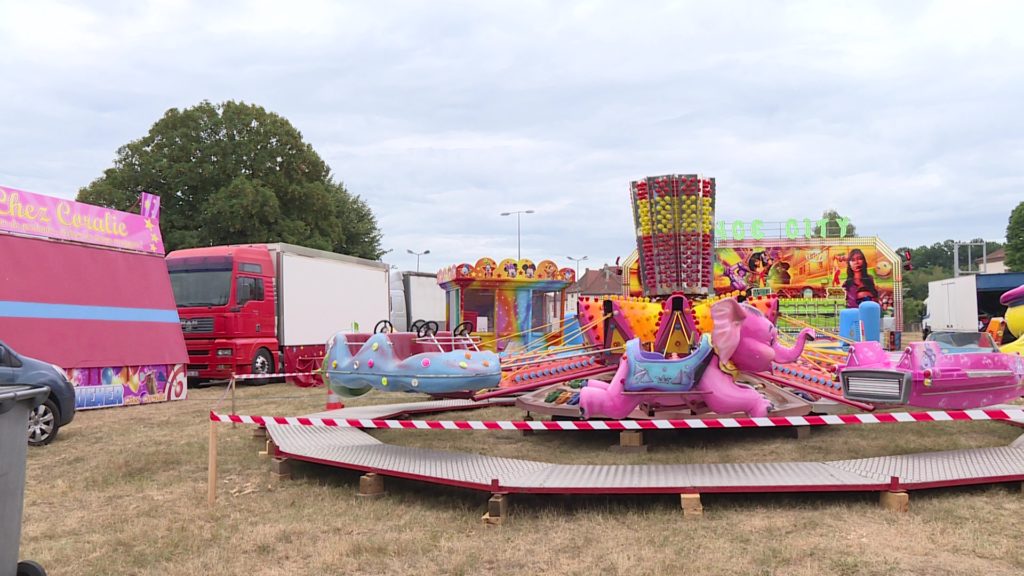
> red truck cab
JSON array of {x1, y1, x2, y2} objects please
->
[{"x1": 166, "y1": 245, "x2": 277, "y2": 382}]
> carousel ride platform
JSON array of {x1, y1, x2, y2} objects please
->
[{"x1": 265, "y1": 399, "x2": 1024, "y2": 496}]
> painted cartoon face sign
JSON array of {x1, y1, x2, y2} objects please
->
[
  {"x1": 875, "y1": 261, "x2": 892, "y2": 278},
  {"x1": 472, "y1": 257, "x2": 498, "y2": 278},
  {"x1": 492, "y1": 258, "x2": 520, "y2": 279},
  {"x1": 746, "y1": 251, "x2": 774, "y2": 288}
]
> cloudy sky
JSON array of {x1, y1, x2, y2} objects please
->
[{"x1": 2, "y1": 0, "x2": 1022, "y2": 272}]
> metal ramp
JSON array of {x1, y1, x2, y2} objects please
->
[{"x1": 267, "y1": 400, "x2": 1024, "y2": 495}]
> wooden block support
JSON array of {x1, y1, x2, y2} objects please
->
[
  {"x1": 270, "y1": 457, "x2": 291, "y2": 482},
  {"x1": 521, "y1": 414, "x2": 534, "y2": 437},
  {"x1": 792, "y1": 426, "x2": 810, "y2": 440},
  {"x1": 621, "y1": 430, "x2": 644, "y2": 447},
  {"x1": 880, "y1": 490, "x2": 909, "y2": 513},
  {"x1": 610, "y1": 430, "x2": 648, "y2": 453},
  {"x1": 252, "y1": 426, "x2": 268, "y2": 440},
  {"x1": 482, "y1": 493, "x2": 507, "y2": 525},
  {"x1": 358, "y1": 473, "x2": 386, "y2": 498},
  {"x1": 680, "y1": 493, "x2": 703, "y2": 518}
]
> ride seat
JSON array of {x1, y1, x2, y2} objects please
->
[{"x1": 387, "y1": 332, "x2": 419, "y2": 359}]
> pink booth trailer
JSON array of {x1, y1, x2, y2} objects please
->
[{"x1": 0, "y1": 185, "x2": 187, "y2": 409}]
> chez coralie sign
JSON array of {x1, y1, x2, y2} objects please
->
[{"x1": 0, "y1": 185, "x2": 164, "y2": 254}]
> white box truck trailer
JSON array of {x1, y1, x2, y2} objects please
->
[
  {"x1": 389, "y1": 270, "x2": 447, "y2": 332},
  {"x1": 927, "y1": 276, "x2": 979, "y2": 332},
  {"x1": 169, "y1": 243, "x2": 390, "y2": 384},
  {"x1": 926, "y1": 272, "x2": 1024, "y2": 334}
]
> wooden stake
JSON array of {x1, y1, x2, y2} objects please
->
[
  {"x1": 230, "y1": 377, "x2": 237, "y2": 429},
  {"x1": 208, "y1": 419, "x2": 218, "y2": 507}
]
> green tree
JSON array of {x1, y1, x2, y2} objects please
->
[
  {"x1": 903, "y1": 298, "x2": 926, "y2": 326},
  {"x1": 897, "y1": 241, "x2": 948, "y2": 273},
  {"x1": 898, "y1": 239, "x2": 1004, "y2": 275},
  {"x1": 899, "y1": 265, "x2": 953, "y2": 329},
  {"x1": 1006, "y1": 201, "x2": 1024, "y2": 271},
  {"x1": 77, "y1": 100, "x2": 384, "y2": 259},
  {"x1": 901, "y1": 265, "x2": 951, "y2": 301},
  {"x1": 812, "y1": 209, "x2": 857, "y2": 238}
]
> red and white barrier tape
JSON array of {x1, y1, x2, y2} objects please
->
[
  {"x1": 232, "y1": 371, "x2": 321, "y2": 381},
  {"x1": 210, "y1": 408, "x2": 1024, "y2": 430}
]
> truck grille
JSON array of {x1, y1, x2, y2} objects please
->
[
  {"x1": 188, "y1": 349, "x2": 210, "y2": 357},
  {"x1": 180, "y1": 317, "x2": 214, "y2": 333},
  {"x1": 841, "y1": 370, "x2": 910, "y2": 403}
]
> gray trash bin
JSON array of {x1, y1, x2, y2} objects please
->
[{"x1": 0, "y1": 385, "x2": 48, "y2": 576}]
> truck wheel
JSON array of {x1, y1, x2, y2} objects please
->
[
  {"x1": 249, "y1": 349, "x2": 275, "y2": 386},
  {"x1": 28, "y1": 399, "x2": 60, "y2": 446},
  {"x1": 16, "y1": 560, "x2": 47, "y2": 576}
]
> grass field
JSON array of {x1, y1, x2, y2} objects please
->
[{"x1": 20, "y1": 384, "x2": 1024, "y2": 576}]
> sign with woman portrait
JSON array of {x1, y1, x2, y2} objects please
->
[{"x1": 713, "y1": 239, "x2": 897, "y2": 315}]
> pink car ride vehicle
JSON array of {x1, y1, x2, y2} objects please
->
[{"x1": 838, "y1": 331, "x2": 1024, "y2": 409}]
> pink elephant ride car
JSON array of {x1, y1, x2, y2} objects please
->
[
  {"x1": 838, "y1": 331, "x2": 1024, "y2": 409},
  {"x1": 579, "y1": 298, "x2": 816, "y2": 419}
]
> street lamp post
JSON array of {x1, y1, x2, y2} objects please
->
[
  {"x1": 406, "y1": 249, "x2": 430, "y2": 272},
  {"x1": 500, "y1": 210, "x2": 534, "y2": 261},
  {"x1": 567, "y1": 255, "x2": 588, "y2": 278}
]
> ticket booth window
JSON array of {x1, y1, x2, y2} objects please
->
[
  {"x1": 462, "y1": 289, "x2": 495, "y2": 333},
  {"x1": 531, "y1": 290, "x2": 560, "y2": 330}
]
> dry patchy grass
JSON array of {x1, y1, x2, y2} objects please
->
[{"x1": 20, "y1": 384, "x2": 1024, "y2": 576}]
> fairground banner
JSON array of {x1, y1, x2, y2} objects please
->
[
  {"x1": 714, "y1": 240, "x2": 897, "y2": 313},
  {"x1": 0, "y1": 185, "x2": 164, "y2": 255}
]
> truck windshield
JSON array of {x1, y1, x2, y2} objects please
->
[
  {"x1": 169, "y1": 271, "x2": 232, "y2": 307},
  {"x1": 167, "y1": 256, "x2": 233, "y2": 307}
]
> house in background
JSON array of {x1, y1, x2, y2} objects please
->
[
  {"x1": 566, "y1": 265, "x2": 623, "y2": 313},
  {"x1": 976, "y1": 248, "x2": 1007, "y2": 274}
]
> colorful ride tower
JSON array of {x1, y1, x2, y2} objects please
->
[{"x1": 630, "y1": 174, "x2": 716, "y2": 297}]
